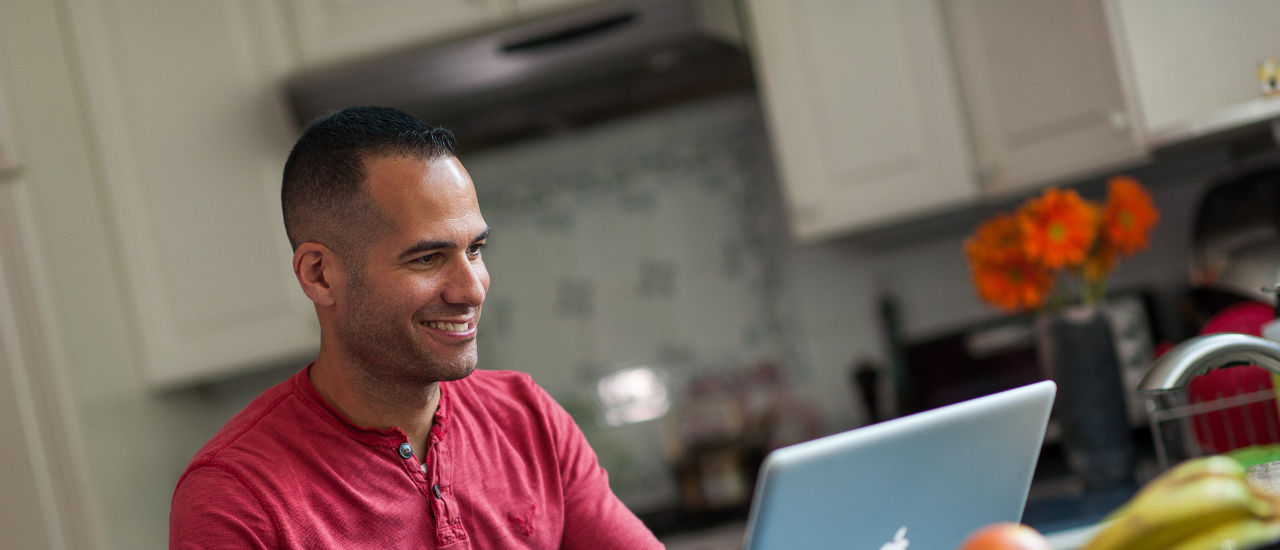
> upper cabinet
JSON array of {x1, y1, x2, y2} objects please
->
[
  {"x1": 944, "y1": 0, "x2": 1147, "y2": 197},
  {"x1": 743, "y1": 0, "x2": 979, "y2": 242},
  {"x1": 65, "y1": 0, "x2": 319, "y2": 388},
  {"x1": 743, "y1": 0, "x2": 1197, "y2": 242},
  {"x1": 1106, "y1": 0, "x2": 1280, "y2": 147}
]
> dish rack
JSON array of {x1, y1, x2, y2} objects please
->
[{"x1": 1146, "y1": 380, "x2": 1280, "y2": 487}]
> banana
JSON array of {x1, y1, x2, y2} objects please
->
[
  {"x1": 1103, "y1": 455, "x2": 1249, "y2": 523},
  {"x1": 1160, "y1": 455, "x2": 1249, "y2": 485},
  {"x1": 1084, "y1": 472, "x2": 1271, "y2": 550},
  {"x1": 1168, "y1": 517, "x2": 1280, "y2": 550}
]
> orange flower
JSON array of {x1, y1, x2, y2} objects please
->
[
  {"x1": 1017, "y1": 188, "x2": 1098, "y2": 269},
  {"x1": 1103, "y1": 175, "x2": 1159, "y2": 256},
  {"x1": 968, "y1": 253, "x2": 1053, "y2": 313},
  {"x1": 965, "y1": 213, "x2": 1023, "y2": 264},
  {"x1": 966, "y1": 217, "x2": 1054, "y2": 312}
]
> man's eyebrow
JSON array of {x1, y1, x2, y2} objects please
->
[{"x1": 397, "y1": 227, "x2": 491, "y2": 260}]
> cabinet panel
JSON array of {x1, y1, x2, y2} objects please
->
[
  {"x1": 66, "y1": 0, "x2": 318, "y2": 388},
  {"x1": 1108, "y1": 0, "x2": 1280, "y2": 145},
  {"x1": 745, "y1": 0, "x2": 977, "y2": 241},
  {"x1": 286, "y1": 0, "x2": 513, "y2": 68},
  {"x1": 945, "y1": 0, "x2": 1147, "y2": 195}
]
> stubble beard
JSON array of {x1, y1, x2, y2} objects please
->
[{"x1": 339, "y1": 272, "x2": 479, "y2": 389}]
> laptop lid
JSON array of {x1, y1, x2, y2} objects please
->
[{"x1": 742, "y1": 380, "x2": 1056, "y2": 550}]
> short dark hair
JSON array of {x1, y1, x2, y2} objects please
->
[{"x1": 281, "y1": 106, "x2": 458, "y2": 256}]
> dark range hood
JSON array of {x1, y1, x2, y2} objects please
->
[{"x1": 284, "y1": 0, "x2": 755, "y2": 151}]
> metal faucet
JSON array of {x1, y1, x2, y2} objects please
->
[{"x1": 1138, "y1": 333, "x2": 1280, "y2": 392}]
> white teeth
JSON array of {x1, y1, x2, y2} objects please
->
[{"x1": 427, "y1": 321, "x2": 468, "y2": 332}]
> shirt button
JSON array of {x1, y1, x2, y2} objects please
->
[{"x1": 397, "y1": 442, "x2": 413, "y2": 459}]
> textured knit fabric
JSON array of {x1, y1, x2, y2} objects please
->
[{"x1": 169, "y1": 367, "x2": 662, "y2": 549}]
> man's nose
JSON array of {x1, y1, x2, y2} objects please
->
[{"x1": 442, "y1": 258, "x2": 488, "y2": 306}]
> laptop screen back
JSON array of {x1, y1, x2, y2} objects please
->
[{"x1": 742, "y1": 380, "x2": 1056, "y2": 550}]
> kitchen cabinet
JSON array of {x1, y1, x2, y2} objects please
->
[
  {"x1": 1106, "y1": 0, "x2": 1280, "y2": 148},
  {"x1": 743, "y1": 0, "x2": 979, "y2": 242},
  {"x1": 64, "y1": 0, "x2": 319, "y2": 388},
  {"x1": 285, "y1": 0, "x2": 515, "y2": 68},
  {"x1": 944, "y1": 0, "x2": 1147, "y2": 196}
]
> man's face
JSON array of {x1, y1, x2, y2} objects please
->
[{"x1": 334, "y1": 154, "x2": 491, "y2": 385}]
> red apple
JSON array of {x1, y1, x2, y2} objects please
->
[{"x1": 958, "y1": 522, "x2": 1052, "y2": 550}]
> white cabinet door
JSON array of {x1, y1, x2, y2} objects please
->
[
  {"x1": 1107, "y1": 0, "x2": 1280, "y2": 146},
  {"x1": 65, "y1": 0, "x2": 318, "y2": 388},
  {"x1": 286, "y1": 0, "x2": 513, "y2": 68},
  {"x1": 945, "y1": 0, "x2": 1147, "y2": 195},
  {"x1": 744, "y1": 0, "x2": 978, "y2": 242}
]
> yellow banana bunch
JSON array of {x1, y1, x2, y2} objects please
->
[
  {"x1": 1084, "y1": 455, "x2": 1280, "y2": 550},
  {"x1": 1101, "y1": 455, "x2": 1249, "y2": 523},
  {"x1": 1173, "y1": 517, "x2": 1280, "y2": 550}
]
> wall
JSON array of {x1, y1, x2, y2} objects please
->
[{"x1": 0, "y1": 3, "x2": 1246, "y2": 547}]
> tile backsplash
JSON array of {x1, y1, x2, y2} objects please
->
[
  {"x1": 469, "y1": 92, "x2": 804, "y2": 397},
  {"x1": 466, "y1": 92, "x2": 807, "y2": 509}
]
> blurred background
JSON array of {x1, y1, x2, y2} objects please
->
[{"x1": 2, "y1": 0, "x2": 1280, "y2": 548}]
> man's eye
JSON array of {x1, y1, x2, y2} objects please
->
[
  {"x1": 412, "y1": 254, "x2": 440, "y2": 266},
  {"x1": 467, "y1": 242, "x2": 487, "y2": 258}
]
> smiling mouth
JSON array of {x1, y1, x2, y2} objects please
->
[{"x1": 425, "y1": 320, "x2": 470, "y2": 332}]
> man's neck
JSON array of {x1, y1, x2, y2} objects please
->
[{"x1": 308, "y1": 356, "x2": 441, "y2": 462}]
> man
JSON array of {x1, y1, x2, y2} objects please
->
[{"x1": 169, "y1": 106, "x2": 663, "y2": 549}]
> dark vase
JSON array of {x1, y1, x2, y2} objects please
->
[{"x1": 1034, "y1": 304, "x2": 1137, "y2": 492}]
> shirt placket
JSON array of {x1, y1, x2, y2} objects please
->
[{"x1": 426, "y1": 430, "x2": 467, "y2": 546}]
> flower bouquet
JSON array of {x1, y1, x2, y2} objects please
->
[{"x1": 964, "y1": 176, "x2": 1160, "y2": 313}]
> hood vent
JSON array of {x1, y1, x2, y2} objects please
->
[{"x1": 284, "y1": 0, "x2": 754, "y2": 151}]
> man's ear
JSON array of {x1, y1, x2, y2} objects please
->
[{"x1": 293, "y1": 242, "x2": 340, "y2": 307}]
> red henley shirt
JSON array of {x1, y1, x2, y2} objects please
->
[{"x1": 169, "y1": 367, "x2": 663, "y2": 549}]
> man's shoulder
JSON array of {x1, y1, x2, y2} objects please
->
[{"x1": 186, "y1": 371, "x2": 307, "y2": 466}]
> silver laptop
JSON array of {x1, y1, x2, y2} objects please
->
[{"x1": 742, "y1": 380, "x2": 1056, "y2": 550}]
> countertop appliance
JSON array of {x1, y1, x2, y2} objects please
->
[
  {"x1": 1190, "y1": 156, "x2": 1280, "y2": 306},
  {"x1": 284, "y1": 0, "x2": 754, "y2": 151}
]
